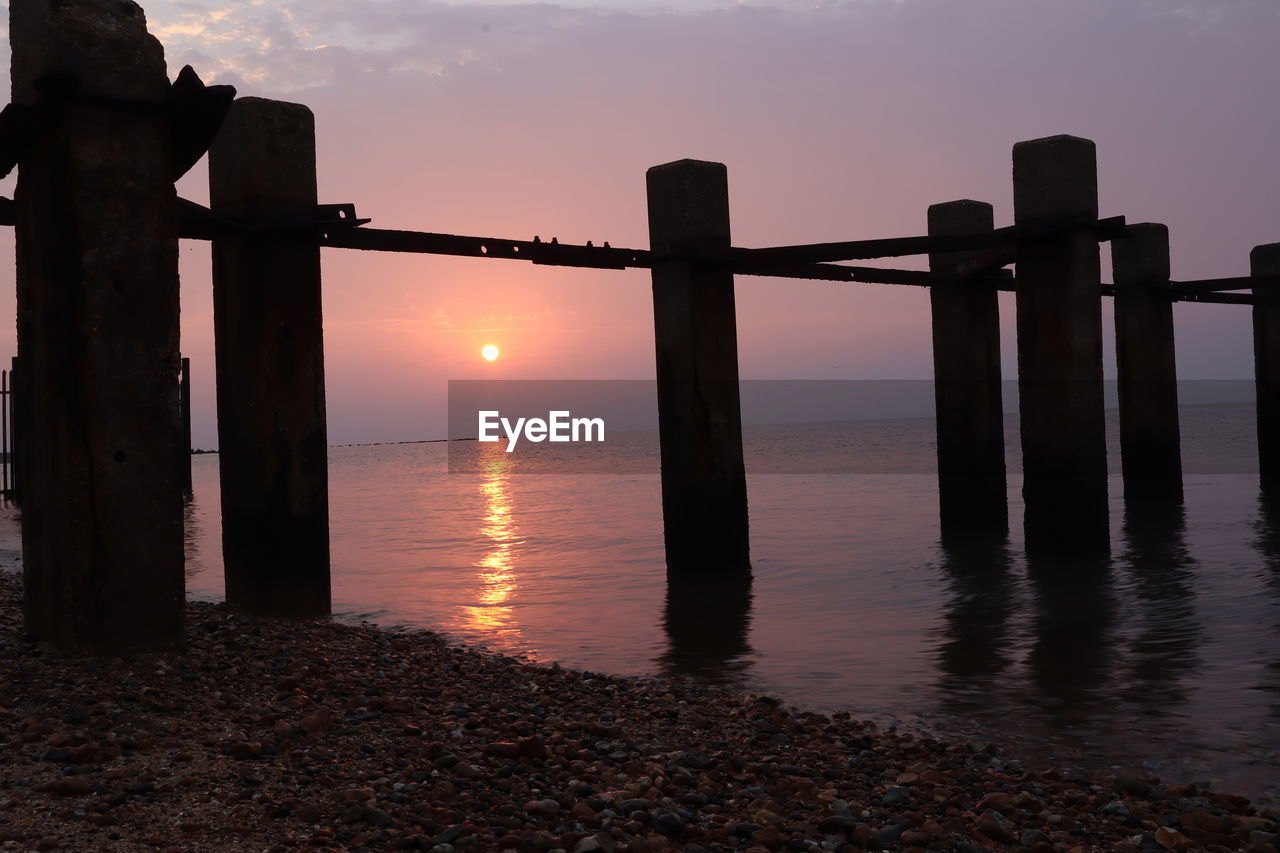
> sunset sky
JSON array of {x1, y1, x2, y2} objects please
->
[{"x1": 1, "y1": 0, "x2": 1277, "y2": 446}]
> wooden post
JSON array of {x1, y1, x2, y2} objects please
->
[
  {"x1": 2, "y1": 368, "x2": 9, "y2": 497},
  {"x1": 7, "y1": 358, "x2": 17, "y2": 501},
  {"x1": 11, "y1": 0, "x2": 184, "y2": 652},
  {"x1": 1253, "y1": 243, "x2": 1280, "y2": 490},
  {"x1": 209, "y1": 97, "x2": 331, "y2": 617},
  {"x1": 646, "y1": 159, "x2": 749, "y2": 573},
  {"x1": 928, "y1": 200, "x2": 1007, "y2": 535},
  {"x1": 179, "y1": 356, "x2": 192, "y2": 494},
  {"x1": 1012, "y1": 135, "x2": 1109, "y2": 553},
  {"x1": 1112, "y1": 224, "x2": 1182, "y2": 504}
]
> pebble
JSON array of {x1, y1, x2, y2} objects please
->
[
  {"x1": 483, "y1": 741, "x2": 521, "y2": 758},
  {"x1": 651, "y1": 811, "x2": 684, "y2": 836},
  {"x1": 815, "y1": 816, "x2": 856, "y2": 835},
  {"x1": 524, "y1": 799, "x2": 561, "y2": 816},
  {"x1": 977, "y1": 814, "x2": 1017, "y2": 845},
  {"x1": 1021, "y1": 828, "x2": 1051, "y2": 846},
  {"x1": 1115, "y1": 775, "x2": 1155, "y2": 797},
  {"x1": 875, "y1": 823, "x2": 906, "y2": 844},
  {"x1": 880, "y1": 786, "x2": 911, "y2": 807},
  {"x1": 0, "y1": 569, "x2": 1271, "y2": 853}
]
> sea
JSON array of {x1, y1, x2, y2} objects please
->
[{"x1": 5, "y1": 400, "x2": 1278, "y2": 803}]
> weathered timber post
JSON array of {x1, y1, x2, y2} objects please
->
[
  {"x1": 179, "y1": 357, "x2": 192, "y2": 494},
  {"x1": 928, "y1": 200, "x2": 1007, "y2": 535},
  {"x1": 1112, "y1": 224, "x2": 1182, "y2": 504},
  {"x1": 9, "y1": 358, "x2": 22, "y2": 502},
  {"x1": 209, "y1": 97, "x2": 331, "y2": 617},
  {"x1": 1012, "y1": 135, "x2": 1109, "y2": 553},
  {"x1": 646, "y1": 160, "x2": 750, "y2": 573},
  {"x1": 2, "y1": 368, "x2": 10, "y2": 497},
  {"x1": 1254, "y1": 243, "x2": 1280, "y2": 491},
  {"x1": 11, "y1": 0, "x2": 184, "y2": 652},
  {"x1": 7, "y1": 358, "x2": 19, "y2": 501}
]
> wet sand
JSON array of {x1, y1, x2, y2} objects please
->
[{"x1": 0, "y1": 571, "x2": 1277, "y2": 852}]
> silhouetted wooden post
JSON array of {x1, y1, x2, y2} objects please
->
[
  {"x1": 928, "y1": 200, "x2": 1007, "y2": 535},
  {"x1": 1254, "y1": 243, "x2": 1280, "y2": 490},
  {"x1": 2, "y1": 368, "x2": 9, "y2": 497},
  {"x1": 209, "y1": 97, "x2": 331, "y2": 617},
  {"x1": 647, "y1": 159, "x2": 749, "y2": 573},
  {"x1": 1012, "y1": 135, "x2": 1109, "y2": 553},
  {"x1": 1112, "y1": 224, "x2": 1182, "y2": 504},
  {"x1": 8, "y1": 358, "x2": 20, "y2": 501},
  {"x1": 179, "y1": 356, "x2": 192, "y2": 494},
  {"x1": 11, "y1": 0, "x2": 184, "y2": 652}
]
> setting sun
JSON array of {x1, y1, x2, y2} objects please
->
[{"x1": 481, "y1": 345, "x2": 501, "y2": 361}]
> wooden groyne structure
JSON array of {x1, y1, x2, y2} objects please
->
[{"x1": 2, "y1": 0, "x2": 1278, "y2": 654}]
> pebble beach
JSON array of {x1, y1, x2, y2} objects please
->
[{"x1": 1, "y1": 571, "x2": 1278, "y2": 853}]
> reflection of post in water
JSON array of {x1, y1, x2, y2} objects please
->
[
  {"x1": 935, "y1": 533, "x2": 1016, "y2": 695},
  {"x1": 659, "y1": 571, "x2": 754, "y2": 683},
  {"x1": 1254, "y1": 488, "x2": 1280, "y2": 716},
  {"x1": 182, "y1": 491, "x2": 203, "y2": 583},
  {"x1": 1025, "y1": 550, "x2": 1116, "y2": 724},
  {"x1": 1119, "y1": 500, "x2": 1200, "y2": 714},
  {"x1": 463, "y1": 446, "x2": 522, "y2": 638}
]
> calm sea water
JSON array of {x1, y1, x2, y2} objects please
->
[{"x1": 163, "y1": 402, "x2": 1276, "y2": 802}]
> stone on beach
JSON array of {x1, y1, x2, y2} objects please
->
[{"x1": 0, "y1": 571, "x2": 1276, "y2": 851}]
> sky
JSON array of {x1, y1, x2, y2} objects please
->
[{"x1": 1, "y1": 0, "x2": 1278, "y2": 446}]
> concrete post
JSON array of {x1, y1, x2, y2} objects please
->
[
  {"x1": 1253, "y1": 243, "x2": 1280, "y2": 490},
  {"x1": 209, "y1": 97, "x2": 331, "y2": 617},
  {"x1": 928, "y1": 200, "x2": 1007, "y2": 534},
  {"x1": 1013, "y1": 135, "x2": 1109, "y2": 554},
  {"x1": 11, "y1": 0, "x2": 184, "y2": 652},
  {"x1": 646, "y1": 159, "x2": 749, "y2": 573},
  {"x1": 1112, "y1": 224, "x2": 1182, "y2": 503}
]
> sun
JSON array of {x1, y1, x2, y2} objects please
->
[{"x1": 481, "y1": 344, "x2": 500, "y2": 362}]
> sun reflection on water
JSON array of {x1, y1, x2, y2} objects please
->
[{"x1": 460, "y1": 446, "x2": 523, "y2": 639}]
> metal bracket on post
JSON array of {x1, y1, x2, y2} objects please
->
[
  {"x1": 2, "y1": 64, "x2": 235, "y2": 182},
  {"x1": 315, "y1": 203, "x2": 372, "y2": 231},
  {"x1": 168, "y1": 65, "x2": 236, "y2": 181},
  {"x1": 0, "y1": 103, "x2": 39, "y2": 180},
  {"x1": 178, "y1": 198, "x2": 371, "y2": 239}
]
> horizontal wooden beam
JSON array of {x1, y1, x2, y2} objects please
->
[
  {"x1": 168, "y1": 201, "x2": 1122, "y2": 273},
  {"x1": 176, "y1": 197, "x2": 222, "y2": 240},
  {"x1": 4, "y1": 198, "x2": 1246, "y2": 304},
  {"x1": 734, "y1": 260, "x2": 1015, "y2": 288},
  {"x1": 737, "y1": 214, "x2": 1126, "y2": 265},
  {"x1": 319, "y1": 225, "x2": 649, "y2": 270},
  {"x1": 1172, "y1": 275, "x2": 1280, "y2": 294},
  {"x1": 320, "y1": 224, "x2": 1018, "y2": 286},
  {"x1": 1102, "y1": 281, "x2": 1254, "y2": 305},
  {"x1": 735, "y1": 261, "x2": 926, "y2": 285},
  {"x1": 1175, "y1": 291, "x2": 1255, "y2": 305}
]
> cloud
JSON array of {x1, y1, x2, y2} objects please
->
[{"x1": 0, "y1": 0, "x2": 1277, "y2": 441}]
